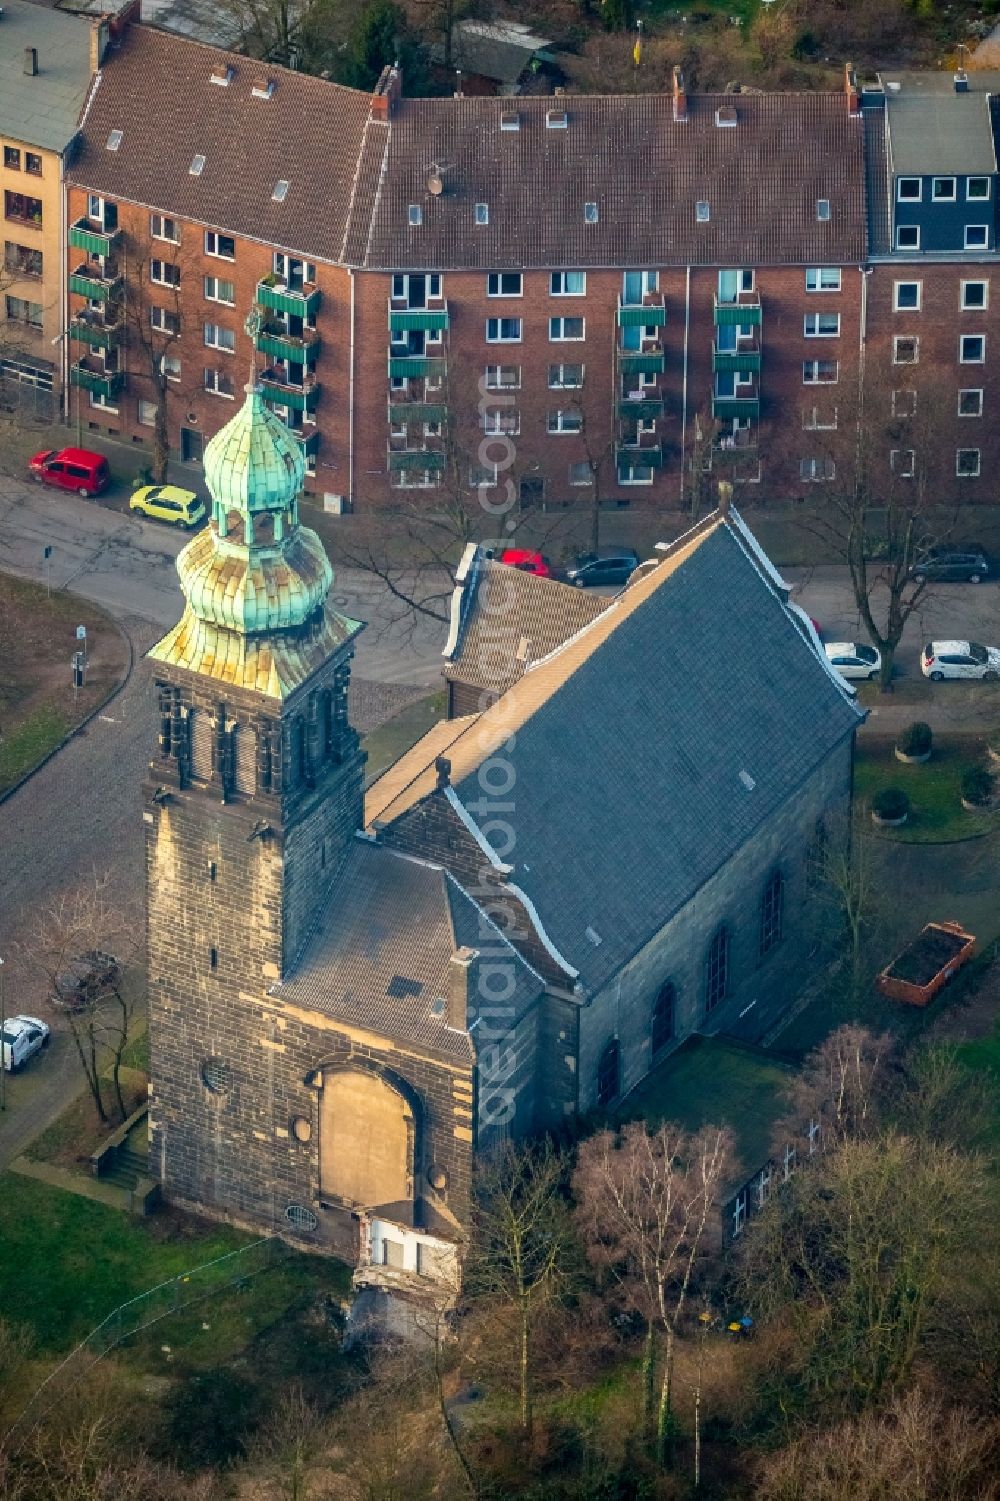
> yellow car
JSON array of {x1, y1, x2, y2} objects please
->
[{"x1": 129, "y1": 484, "x2": 206, "y2": 528}]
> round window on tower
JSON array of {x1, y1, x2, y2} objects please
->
[
  {"x1": 428, "y1": 1164, "x2": 449, "y2": 1193},
  {"x1": 284, "y1": 1203, "x2": 318, "y2": 1233},
  {"x1": 291, "y1": 1116, "x2": 312, "y2": 1144},
  {"x1": 201, "y1": 1057, "x2": 231, "y2": 1095}
]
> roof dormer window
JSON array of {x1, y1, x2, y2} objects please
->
[
  {"x1": 474, "y1": 202, "x2": 489, "y2": 225},
  {"x1": 816, "y1": 199, "x2": 831, "y2": 221},
  {"x1": 251, "y1": 78, "x2": 275, "y2": 99},
  {"x1": 408, "y1": 204, "x2": 422, "y2": 226},
  {"x1": 106, "y1": 130, "x2": 123, "y2": 151},
  {"x1": 546, "y1": 108, "x2": 568, "y2": 129},
  {"x1": 190, "y1": 154, "x2": 206, "y2": 176},
  {"x1": 696, "y1": 200, "x2": 710, "y2": 222},
  {"x1": 272, "y1": 180, "x2": 290, "y2": 202},
  {"x1": 715, "y1": 105, "x2": 737, "y2": 127},
  {"x1": 210, "y1": 64, "x2": 234, "y2": 86},
  {"x1": 584, "y1": 202, "x2": 598, "y2": 224},
  {"x1": 500, "y1": 110, "x2": 520, "y2": 131}
]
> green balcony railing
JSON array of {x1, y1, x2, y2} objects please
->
[
  {"x1": 713, "y1": 345, "x2": 761, "y2": 374},
  {"x1": 616, "y1": 443, "x2": 663, "y2": 468},
  {"x1": 712, "y1": 396, "x2": 760, "y2": 421},
  {"x1": 259, "y1": 377, "x2": 319, "y2": 413},
  {"x1": 388, "y1": 307, "x2": 450, "y2": 333},
  {"x1": 256, "y1": 327, "x2": 320, "y2": 366},
  {"x1": 70, "y1": 361, "x2": 124, "y2": 399},
  {"x1": 68, "y1": 218, "x2": 121, "y2": 258},
  {"x1": 388, "y1": 402, "x2": 447, "y2": 424},
  {"x1": 256, "y1": 279, "x2": 322, "y2": 318},
  {"x1": 291, "y1": 430, "x2": 321, "y2": 456},
  {"x1": 388, "y1": 449, "x2": 446, "y2": 473},
  {"x1": 714, "y1": 295, "x2": 762, "y2": 327},
  {"x1": 617, "y1": 397, "x2": 664, "y2": 421},
  {"x1": 618, "y1": 351, "x2": 665, "y2": 375},
  {"x1": 388, "y1": 356, "x2": 447, "y2": 380},
  {"x1": 68, "y1": 315, "x2": 123, "y2": 349},
  {"x1": 68, "y1": 266, "x2": 123, "y2": 303},
  {"x1": 617, "y1": 301, "x2": 666, "y2": 328}
]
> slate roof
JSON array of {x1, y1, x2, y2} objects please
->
[
  {"x1": 448, "y1": 20, "x2": 553, "y2": 86},
  {"x1": 367, "y1": 511, "x2": 864, "y2": 993},
  {"x1": 443, "y1": 548, "x2": 611, "y2": 696},
  {"x1": 66, "y1": 24, "x2": 372, "y2": 261},
  {"x1": 0, "y1": 0, "x2": 94, "y2": 154},
  {"x1": 880, "y1": 71, "x2": 1000, "y2": 176},
  {"x1": 862, "y1": 93, "x2": 891, "y2": 257},
  {"x1": 275, "y1": 841, "x2": 543, "y2": 1062},
  {"x1": 362, "y1": 91, "x2": 867, "y2": 271}
]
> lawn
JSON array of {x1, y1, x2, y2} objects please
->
[
  {"x1": 854, "y1": 735, "x2": 999, "y2": 843},
  {"x1": 621, "y1": 1035, "x2": 793, "y2": 1177}
]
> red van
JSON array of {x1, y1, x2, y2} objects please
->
[{"x1": 29, "y1": 447, "x2": 110, "y2": 497}]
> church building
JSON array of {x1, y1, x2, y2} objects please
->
[{"x1": 144, "y1": 374, "x2": 864, "y2": 1294}]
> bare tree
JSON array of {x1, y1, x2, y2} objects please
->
[
  {"x1": 120, "y1": 225, "x2": 200, "y2": 484},
  {"x1": 805, "y1": 809, "x2": 888, "y2": 1000},
  {"x1": 573, "y1": 1121, "x2": 733, "y2": 1465},
  {"x1": 776, "y1": 1024, "x2": 897, "y2": 1156}
]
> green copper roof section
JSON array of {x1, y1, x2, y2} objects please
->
[{"x1": 203, "y1": 380, "x2": 306, "y2": 516}]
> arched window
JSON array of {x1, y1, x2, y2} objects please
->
[
  {"x1": 189, "y1": 709, "x2": 213, "y2": 780},
  {"x1": 232, "y1": 724, "x2": 257, "y2": 796},
  {"x1": 759, "y1": 870, "x2": 784, "y2": 958},
  {"x1": 596, "y1": 1038, "x2": 620, "y2": 1109},
  {"x1": 704, "y1": 926, "x2": 729, "y2": 1014},
  {"x1": 652, "y1": 981, "x2": 675, "y2": 1057}
]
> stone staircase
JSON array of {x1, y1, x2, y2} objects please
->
[{"x1": 101, "y1": 1144, "x2": 149, "y2": 1192}]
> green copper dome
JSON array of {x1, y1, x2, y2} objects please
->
[{"x1": 203, "y1": 381, "x2": 305, "y2": 518}]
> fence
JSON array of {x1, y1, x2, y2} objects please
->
[{"x1": 7, "y1": 1236, "x2": 285, "y2": 1442}]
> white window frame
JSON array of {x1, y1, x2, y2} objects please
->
[
  {"x1": 816, "y1": 199, "x2": 831, "y2": 221},
  {"x1": 137, "y1": 398, "x2": 157, "y2": 426},
  {"x1": 931, "y1": 176, "x2": 956, "y2": 201},
  {"x1": 964, "y1": 224, "x2": 989, "y2": 250},
  {"x1": 897, "y1": 177, "x2": 922, "y2": 202},
  {"x1": 89, "y1": 390, "x2": 118, "y2": 414},
  {"x1": 469, "y1": 461, "x2": 497, "y2": 487},
  {"x1": 550, "y1": 271, "x2": 586, "y2": 296},
  {"x1": 393, "y1": 468, "x2": 438, "y2": 490},
  {"x1": 474, "y1": 202, "x2": 489, "y2": 226},
  {"x1": 618, "y1": 462, "x2": 654, "y2": 486},
  {"x1": 150, "y1": 260, "x2": 180, "y2": 288},
  {"x1": 956, "y1": 448, "x2": 981, "y2": 477},
  {"x1": 958, "y1": 388, "x2": 983, "y2": 417},
  {"x1": 204, "y1": 275, "x2": 235, "y2": 306},
  {"x1": 805, "y1": 267, "x2": 841, "y2": 292},
  {"x1": 799, "y1": 457, "x2": 835, "y2": 482},
  {"x1": 802, "y1": 360, "x2": 839, "y2": 384},
  {"x1": 893, "y1": 335, "x2": 919, "y2": 365},
  {"x1": 583, "y1": 202, "x2": 599, "y2": 224},
  {"x1": 891, "y1": 388, "x2": 916, "y2": 418},
  {"x1": 895, "y1": 224, "x2": 920, "y2": 251},
  {"x1": 802, "y1": 405, "x2": 838, "y2": 430},
  {"x1": 486, "y1": 317, "x2": 522, "y2": 343},
  {"x1": 890, "y1": 448, "x2": 915, "y2": 478},
  {"x1": 569, "y1": 461, "x2": 594, "y2": 485},
  {"x1": 487, "y1": 271, "x2": 522, "y2": 298},
  {"x1": 960, "y1": 333, "x2": 985, "y2": 364},
  {"x1": 967, "y1": 177, "x2": 991, "y2": 201},
  {"x1": 150, "y1": 306, "x2": 179, "y2": 336},
  {"x1": 204, "y1": 367, "x2": 236, "y2": 399},
  {"x1": 549, "y1": 316, "x2": 585, "y2": 341},
  {"x1": 893, "y1": 281, "x2": 921, "y2": 311},
  {"x1": 803, "y1": 312, "x2": 841, "y2": 337},
  {"x1": 548, "y1": 363, "x2": 584, "y2": 388},
  {"x1": 160, "y1": 353, "x2": 181, "y2": 382},
  {"x1": 204, "y1": 230, "x2": 235, "y2": 260},
  {"x1": 961, "y1": 280, "x2": 988, "y2": 311},
  {"x1": 204, "y1": 322, "x2": 236, "y2": 353},
  {"x1": 407, "y1": 204, "x2": 422, "y2": 226},
  {"x1": 695, "y1": 201, "x2": 710, "y2": 223},
  {"x1": 547, "y1": 409, "x2": 583, "y2": 434},
  {"x1": 485, "y1": 364, "x2": 520, "y2": 390},
  {"x1": 483, "y1": 409, "x2": 520, "y2": 435},
  {"x1": 150, "y1": 214, "x2": 179, "y2": 244}
]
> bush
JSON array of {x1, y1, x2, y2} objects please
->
[
  {"x1": 897, "y1": 721, "x2": 932, "y2": 758},
  {"x1": 872, "y1": 787, "x2": 909, "y2": 821},
  {"x1": 161, "y1": 1368, "x2": 263, "y2": 1469},
  {"x1": 961, "y1": 765, "x2": 994, "y2": 807}
]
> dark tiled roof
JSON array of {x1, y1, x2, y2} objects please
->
[
  {"x1": 449, "y1": 21, "x2": 552, "y2": 85},
  {"x1": 275, "y1": 841, "x2": 542, "y2": 1061},
  {"x1": 67, "y1": 25, "x2": 371, "y2": 261},
  {"x1": 443, "y1": 552, "x2": 610, "y2": 696},
  {"x1": 363, "y1": 91, "x2": 867, "y2": 270},
  {"x1": 862, "y1": 96, "x2": 891, "y2": 257}
]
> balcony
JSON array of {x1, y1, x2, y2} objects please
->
[
  {"x1": 256, "y1": 278, "x2": 322, "y2": 319},
  {"x1": 70, "y1": 358, "x2": 124, "y2": 399},
  {"x1": 617, "y1": 396, "x2": 664, "y2": 421},
  {"x1": 618, "y1": 350, "x2": 665, "y2": 376},
  {"x1": 713, "y1": 427, "x2": 758, "y2": 453},
  {"x1": 388, "y1": 306, "x2": 450, "y2": 334},
  {"x1": 388, "y1": 449, "x2": 446, "y2": 473},
  {"x1": 255, "y1": 323, "x2": 320, "y2": 366},
  {"x1": 712, "y1": 395, "x2": 760, "y2": 421},
  {"x1": 69, "y1": 217, "x2": 121, "y2": 258},
  {"x1": 713, "y1": 293, "x2": 762, "y2": 327},
  {"x1": 617, "y1": 298, "x2": 666, "y2": 328},
  {"x1": 68, "y1": 311, "x2": 123, "y2": 349},
  {"x1": 388, "y1": 401, "x2": 447, "y2": 424},
  {"x1": 68, "y1": 263, "x2": 123, "y2": 303},
  {"x1": 388, "y1": 356, "x2": 447, "y2": 380},
  {"x1": 616, "y1": 442, "x2": 663, "y2": 468},
  {"x1": 291, "y1": 430, "x2": 321, "y2": 457},
  {"x1": 259, "y1": 373, "x2": 319, "y2": 412},
  {"x1": 713, "y1": 343, "x2": 761, "y2": 374}
]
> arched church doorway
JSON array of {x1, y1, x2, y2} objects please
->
[{"x1": 319, "y1": 1068, "x2": 415, "y2": 1213}]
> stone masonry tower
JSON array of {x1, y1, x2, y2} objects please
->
[{"x1": 144, "y1": 366, "x2": 365, "y2": 1221}]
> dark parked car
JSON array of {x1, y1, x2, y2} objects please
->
[
  {"x1": 564, "y1": 549, "x2": 642, "y2": 588},
  {"x1": 53, "y1": 949, "x2": 121, "y2": 1011},
  {"x1": 909, "y1": 548, "x2": 990, "y2": 584}
]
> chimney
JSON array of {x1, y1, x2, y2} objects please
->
[
  {"x1": 718, "y1": 480, "x2": 733, "y2": 518},
  {"x1": 23, "y1": 46, "x2": 37, "y2": 76},
  {"x1": 435, "y1": 755, "x2": 451, "y2": 789},
  {"x1": 672, "y1": 66, "x2": 687, "y2": 123},
  {"x1": 89, "y1": 17, "x2": 109, "y2": 73},
  {"x1": 447, "y1": 946, "x2": 478, "y2": 1031},
  {"x1": 845, "y1": 62, "x2": 859, "y2": 116},
  {"x1": 371, "y1": 62, "x2": 402, "y2": 120}
]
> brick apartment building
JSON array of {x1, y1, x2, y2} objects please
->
[{"x1": 61, "y1": 21, "x2": 1000, "y2": 510}]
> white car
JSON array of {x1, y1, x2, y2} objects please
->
[
  {"x1": 825, "y1": 642, "x2": 882, "y2": 681},
  {"x1": 1, "y1": 1015, "x2": 51, "y2": 1073},
  {"x1": 921, "y1": 640, "x2": 1000, "y2": 682}
]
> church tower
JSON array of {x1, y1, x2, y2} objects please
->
[{"x1": 144, "y1": 363, "x2": 365, "y2": 1222}]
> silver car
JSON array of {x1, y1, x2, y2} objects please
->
[{"x1": 824, "y1": 642, "x2": 881, "y2": 681}]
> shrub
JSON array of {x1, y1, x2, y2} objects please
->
[
  {"x1": 897, "y1": 721, "x2": 932, "y2": 758},
  {"x1": 961, "y1": 765, "x2": 994, "y2": 807},
  {"x1": 872, "y1": 788, "x2": 909, "y2": 821}
]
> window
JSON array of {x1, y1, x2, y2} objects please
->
[
  {"x1": 546, "y1": 108, "x2": 568, "y2": 129},
  {"x1": 204, "y1": 322, "x2": 235, "y2": 352},
  {"x1": 486, "y1": 317, "x2": 521, "y2": 343},
  {"x1": 759, "y1": 871, "x2": 784, "y2": 957},
  {"x1": 803, "y1": 360, "x2": 838, "y2": 384},
  {"x1": 4, "y1": 295, "x2": 42, "y2": 328},
  {"x1": 150, "y1": 260, "x2": 180, "y2": 287},
  {"x1": 961, "y1": 280, "x2": 988, "y2": 310},
  {"x1": 695, "y1": 200, "x2": 710, "y2": 222},
  {"x1": 893, "y1": 335, "x2": 919, "y2": 364},
  {"x1": 150, "y1": 306, "x2": 180, "y2": 335},
  {"x1": 151, "y1": 214, "x2": 179, "y2": 243},
  {"x1": 25, "y1": 152, "x2": 41, "y2": 176},
  {"x1": 967, "y1": 177, "x2": 991, "y2": 201},
  {"x1": 4, "y1": 242, "x2": 42, "y2": 277},
  {"x1": 204, "y1": 275, "x2": 235, "y2": 305},
  {"x1": 958, "y1": 388, "x2": 983, "y2": 417},
  {"x1": 891, "y1": 388, "x2": 916, "y2": 418},
  {"x1": 204, "y1": 367, "x2": 235, "y2": 398},
  {"x1": 596, "y1": 1039, "x2": 620, "y2": 1108},
  {"x1": 487, "y1": 271, "x2": 522, "y2": 297},
  {"x1": 800, "y1": 457, "x2": 835, "y2": 481},
  {"x1": 704, "y1": 926, "x2": 729, "y2": 1014},
  {"x1": 584, "y1": 202, "x2": 599, "y2": 223},
  {"x1": 894, "y1": 281, "x2": 921, "y2": 311},
  {"x1": 549, "y1": 363, "x2": 584, "y2": 388},
  {"x1": 890, "y1": 448, "x2": 915, "y2": 477},
  {"x1": 272, "y1": 180, "x2": 289, "y2": 202},
  {"x1": 3, "y1": 147, "x2": 20, "y2": 170},
  {"x1": 618, "y1": 461, "x2": 653, "y2": 485},
  {"x1": 804, "y1": 312, "x2": 840, "y2": 337},
  {"x1": 160, "y1": 353, "x2": 181, "y2": 381},
  {"x1": 408, "y1": 204, "x2": 422, "y2": 226},
  {"x1": 189, "y1": 154, "x2": 206, "y2": 176},
  {"x1": 651, "y1": 981, "x2": 675, "y2": 1056},
  {"x1": 548, "y1": 410, "x2": 583, "y2": 433},
  {"x1": 569, "y1": 461, "x2": 593, "y2": 485},
  {"x1": 393, "y1": 467, "x2": 438, "y2": 489},
  {"x1": 474, "y1": 202, "x2": 489, "y2": 225},
  {"x1": 550, "y1": 316, "x2": 585, "y2": 341},
  {"x1": 106, "y1": 130, "x2": 123, "y2": 152},
  {"x1": 802, "y1": 405, "x2": 838, "y2": 430},
  {"x1": 138, "y1": 399, "x2": 157, "y2": 426},
  {"x1": 932, "y1": 176, "x2": 956, "y2": 201},
  {"x1": 816, "y1": 199, "x2": 831, "y2": 221},
  {"x1": 965, "y1": 225, "x2": 989, "y2": 249},
  {"x1": 469, "y1": 460, "x2": 497, "y2": 487},
  {"x1": 805, "y1": 267, "x2": 841, "y2": 292},
  {"x1": 485, "y1": 365, "x2": 520, "y2": 389},
  {"x1": 897, "y1": 177, "x2": 921, "y2": 201},
  {"x1": 956, "y1": 448, "x2": 981, "y2": 477},
  {"x1": 550, "y1": 271, "x2": 586, "y2": 296},
  {"x1": 895, "y1": 225, "x2": 920, "y2": 250},
  {"x1": 960, "y1": 334, "x2": 985, "y2": 364},
  {"x1": 483, "y1": 409, "x2": 519, "y2": 435},
  {"x1": 204, "y1": 230, "x2": 235, "y2": 259},
  {"x1": 4, "y1": 192, "x2": 42, "y2": 226}
]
